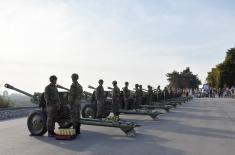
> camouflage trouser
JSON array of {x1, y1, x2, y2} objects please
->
[
  {"x1": 71, "y1": 100, "x2": 81, "y2": 129},
  {"x1": 96, "y1": 99, "x2": 105, "y2": 118},
  {"x1": 124, "y1": 98, "x2": 130, "y2": 110},
  {"x1": 149, "y1": 101, "x2": 154, "y2": 105},
  {"x1": 135, "y1": 98, "x2": 142, "y2": 109},
  {"x1": 46, "y1": 103, "x2": 60, "y2": 132},
  {"x1": 148, "y1": 97, "x2": 154, "y2": 105},
  {"x1": 112, "y1": 99, "x2": 120, "y2": 116}
]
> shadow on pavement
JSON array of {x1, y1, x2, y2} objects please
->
[{"x1": 34, "y1": 130, "x2": 185, "y2": 155}]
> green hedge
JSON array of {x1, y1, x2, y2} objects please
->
[{"x1": 0, "y1": 96, "x2": 15, "y2": 108}]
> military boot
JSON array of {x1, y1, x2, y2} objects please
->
[
  {"x1": 73, "y1": 125, "x2": 80, "y2": 135},
  {"x1": 48, "y1": 130, "x2": 55, "y2": 137},
  {"x1": 76, "y1": 127, "x2": 80, "y2": 135}
]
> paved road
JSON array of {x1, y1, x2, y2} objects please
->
[{"x1": 1, "y1": 98, "x2": 235, "y2": 155}]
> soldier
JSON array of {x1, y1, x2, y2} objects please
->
[
  {"x1": 123, "y1": 82, "x2": 130, "y2": 110},
  {"x1": 44, "y1": 75, "x2": 60, "y2": 137},
  {"x1": 156, "y1": 85, "x2": 162, "y2": 101},
  {"x1": 69, "y1": 73, "x2": 83, "y2": 135},
  {"x1": 95, "y1": 79, "x2": 105, "y2": 118},
  {"x1": 147, "y1": 85, "x2": 154, "y2": 105},
  {"x1": 134, "y1": 84, "x2": 141, "y2": 109},
  {"x1": 163, "y1": 87, "x2": 169, "y2": 100},
  {"x1": 112, "y1": 81, "x2": 120, "y2": 117},
  {"x1": 139, "y1": 85, "x2": 144, "y2": 105}
]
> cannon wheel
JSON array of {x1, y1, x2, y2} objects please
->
[
  {"x1": 27, "y1": 110, "x2": 47, "y2": 136},
  {"x1": 150, "y1": 112, "x2": 162, "y2": 121},
  {"x1": 82, "y1": 103, "x2": 96, "y2": 119},
  {"x1": 102, "y1": 110, "x2": 111, "y2": 118},
  {"x1": 101, "y1": 101, "x2": 111, "y2": 118},
  {"x1": 120, "y1": 127, "x2": 136, "y2": 137},
  {"x1": 165, "y1": 107, "x2": 170, "y2": 112}
]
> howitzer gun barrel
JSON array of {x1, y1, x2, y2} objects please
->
[
  {"x1": 88, "y1": 85, "x2": 95, "y2": 89},
  {"x1": 57, "y1": 84, "x2": 92, "y2": 96},
  {"x1": 142, "y1": 88, "x2": 148, "y2": 92},
  {"x1": 56, "y1": 84, "x2": 70, "y2": 91},
  {"x1": 4, "y1": 83, "x2": 34, "y2": 98},
  {"x1": 130, "y1": 90, "x2": 135, "y2": 94},
  {"x1": 107, "y1": 87, "x2": 113, "y2": 90}
]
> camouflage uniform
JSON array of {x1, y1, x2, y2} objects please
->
[
  {"x1": 123, "y1": 86, "x2": 130, "y2": 110},
  {"x1": 95, "y1": 85, "x2": 105, "y2": 118},
  {"x1": 156, "y1": 86, "x2": 162, "y2": 101},
  {"x1": 134, "y1": 88, "x2": 141, "y2": 109},
  {"x1": 147, "y1": 86, "x2": 154, "y2": 105},
  {"x1": 139, "y1": 87, "x2": 144, "y2": 105},
  {"x1": 112, "y1": 86, "x2": 120, "y2": 116},
  {"x1": 163, "y1": 88, "x2": 169, "y2": 100},
  {"x1": 44, "y1": 83, "x2": 60, "y2": 133},
  {"x1": 69, "y1": 81, "x2": 83, "y2": 131}
]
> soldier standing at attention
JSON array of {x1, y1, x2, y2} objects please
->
[
  {"x1": 139, "y1": 85, "x2": 144, "y2": 105},
  {"x1": 156, "y1": 85, "x2": 161, "y2": 101},
  {"x1": 123, "y1": 82, "x2": 130, "y2": 110},
  {"x1": 44, "y1": 75, "x2": 60, "y2": 137},
  {"x1": 69, "y1": 73, "x2": 83, "y2": 135},
  {"x1": 134, "y1": 84, "x2": 141, "y2": 109},
  {"x1": 147, "y1": 85, "x2": 154, "y2": 105},
  {"x1": 95, "y1": 79, "x2": 105, "y2": 118},
  {"x1": 112, "y1": 81, "x2": 120, "y2": 117}
]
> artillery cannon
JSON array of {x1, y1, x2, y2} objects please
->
[
  {"x1": 5, "y1": 83, "x2": 139, "y2": 137},
  {"x1": 81, "y1": 85, "x2": 163, "y2": 120},
  {"x1": 131, "y1": 87, "x2": 180, "y2": 110},
  {"x1": 123, "y1": 86, "x2": 171, "y2": 112},
  {"x1": 4, "y1": 83, "x2": 73, "y2": 136}
]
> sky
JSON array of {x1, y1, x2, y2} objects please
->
[{"x1": 0, "y1": 0, "x2": 235, "y2": 94}]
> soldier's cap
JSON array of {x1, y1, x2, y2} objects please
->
[
  {"x1": 71, "y1": 73, "x2": 79, "y2": 80},
  {"x1": 139, "y1": 85, "x2": 142, "y2": 87},
  {"x1": 49, "y1": 75, "x2": 57, "y2": 82},
  {"x1": 135, "y1": 84, "x2": 139, "y2": 87},
  {"x1": 125, "y1": 82, "x2": 129, "y2": 85},
  {"x1": 99, "y1": 79, "x2": 104, "y2": 83},
  {"x1": 112, "y1": 81, "x2": 117, "y2": 85}
]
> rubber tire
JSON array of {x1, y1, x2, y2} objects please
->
[
  {"x1": 27, "y1": 110, "x2": 47, "y2": 136},
  {"x1": 81, "y1": 103, "x2": 97, "y2": 119},
  {"x1": 101, "y1": 101, "x2": 111, "y2": 118}
]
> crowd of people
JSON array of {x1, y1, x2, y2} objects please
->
[
  {"x1": 194, "y1": 85, "x2": 235, "y2": 98},
  {"x1": 210, "y1": 86, "x2": 235, "y2": 98}
]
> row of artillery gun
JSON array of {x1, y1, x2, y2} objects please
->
[{"x1": 4, "y1": 83, "x2": 192, "y2": 137}]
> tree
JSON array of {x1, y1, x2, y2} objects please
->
[
  {"x1": 207, "y1": 48, "x2": 235, "y2": 88},
  {"x1": 166, "y1": 67, "x2": 201, "y2": 89},
  {"x1": 207, "y1": 67, "x2": 221, "y2": 88}
]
